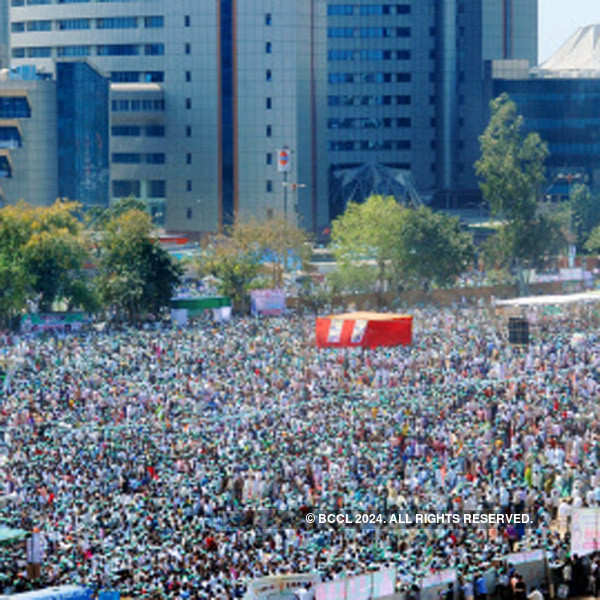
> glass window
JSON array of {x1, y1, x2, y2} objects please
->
[
  {"x1": 112, "y1": 153, "x2": 141, "y2": 164},
  {"x1": 266, "y1": 97, "x2": 272, "y2": 109},
  {"x1": 184, "y1": 15, "x2": 191, "y2": 27},
  {"x1": 11, "y1": 0, "x2": 25, "y2": 6},
  {"x1": 0, "y1": 97, "x2": 30, "y2": 118},
  {"x1": 58, "y1": 19, "x2": 90, "y2": 30},
  {"x1": 186, "y1": 153, "x2": 191, "y2": 164},
  {"x1": 149, "y1": 180, "x2": 166, "y2": 197},
  {"x1": 110, "y1": 72, "x2": 140, "y2": 83},
  {"x1": 265, "y1": 13, "x2": 271, "y2": 25},
  {"x1": 27, "y1": 47, "x2": 52, "y2": 57},
  {"x1": 266, "y1": 180, "x2": 273, "y2": 193},
  {"x1": 185, "y1": 43, "x2": 191, "y2": 54},
  {"x1": 97, "y1": 17, "x2": 137, "y2": 29},
  {"x1": 266, "y1": 69, "x2": 272, "y2": 81},
  {"x1": 27, "y1": 20, "x2": 52, "y2": 31},
  {"x1": 145, "y1": 72, "x2": 164, "y2": 82},
  {"x1": 146, "y1": 153, "x2": 165, "y2": 164},
  {"x1": 112, "y1": 180, "x2": 140, "y2": 197},
  {"x1": 186, "y1": 208, "x2": 192, "y2": 219},
  {"x1": 186, "y1": 126, "x2": 192, "y2": 137},
  {"x1": 265, "y1": 42, "x2": 272, "y2": 53},
  {"x1": 327, "y1": 5, "x2": 353, "y2": 15},
  {"x1": 57, "y1": 46, "x2": 90, "y2": 57},
  {"x1": 145, "y1": 44, "x2": 164, "y2": 56},
  {"x1": 186, "y1": 180, "x2": 192, "y2": 191},
  {"x1": 186, "y1": 71, "x2": 191, "y2": 82},
  {"x1": 144, "y1": 16, "x2": 164, "y2": 28},
  {"x1": 266, "y1": 153, "x2": 272, "y2": 165},
  {"x1": 146, "y1": 125, "x2": 165, "y2": 137},
  {"x1": 11, "y1": 23, "x2": 25, "y2": 33},
  {"x1": 266, "y1": 125, "x2": 272, "y2": 137},
  {"x1": 185, "y1": 97, "x2": 191, "y2": 109},
  {"x1": 111, "y1": 126, "x2": 141, "y2": 136},
  {"x1": 97, "y1": 45, "x2": 139, "y2": 56}
]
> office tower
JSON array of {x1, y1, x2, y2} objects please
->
[
  {"x1": 8, "y1": 0, "x2": 537, "y2": 229},
  {"x1": 9, "y1": 0, "x2": 327, "y2": 234}
]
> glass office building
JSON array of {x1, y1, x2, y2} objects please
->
[{"x1": 57, "y1": 61, "x2": 109, "y2": 208}]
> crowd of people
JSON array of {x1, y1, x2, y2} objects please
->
[{"x1": 1, "y1": 302, "x2": 600, "y2": 599}]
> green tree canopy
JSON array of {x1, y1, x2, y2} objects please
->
[
  {"x1": 399, "y1": 206, "x2": 474, "y2": 290},
  {"x1": 475, "y1": 93, "x2": 563, "y2": 292},
  {"x1": 0, "y1": 200, "x2": 94, "y2": 314},
  {"x1": 97, "y1": 209, "x2": 182, "y2": 322}
]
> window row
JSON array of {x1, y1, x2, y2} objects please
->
[
  {"x1": 112, "y1": 153, "x2": 166, "y2": 164},
  {"x1": 13, "y1": 0, "x2": 169, "y2": 5},
  {"x1": 12, "y1": 44, "x2": 165, "y2": 58},
  {"x1": 111, "y1": 125, "x2": 165, "y2": 137},
  {"x1": 12, "y1": 16, "x2": 163, "y2": 32},
  {"x1": 112, "y1": 179, "x2": 166, "y2": 198},
  {"x1": 327, "y1": 4, "x2": 411, "y2": 15},
  {"x1": 328, "y1": 139, "x2": 411, "y2": 151},
  {"x1": 328, "y1": 26, "x2": 410, "y2": 38},
  {"x1": 328, "y1": 72, "x2": 411, "y2": 84},
  {"x1": 111, "y1": 99, "x2": 165, "y2": 112},
  {"x1": 110, "y1": 71, "x2": 164, "y2": 83},
  {"x1": 328, "y1": 94, "x2": 411, "y2": 106},
  {"x1": 328, "y1": 49, "x2": 411, "y2": 61},
  {"x1": 328, "y1": 117, "x2": 411, "y2": 129}
]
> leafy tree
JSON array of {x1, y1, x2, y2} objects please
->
[
  {"x1": 97, "y1": 209, "x2": 182, "y2": 322},
  {"x1": 231, "y1": 217, "x2": 311, "y2": 288},
  {"x1": 0, "y1": 200, "x2": 94, "y2": 313},
  {"x1": 475, "y1": 93, "x2": 555, "y2": 293},
  {"x1": 86, "y1": 196, "x2": 148, "y2": 232},
  {"x1": 0, "y1": 254, "x2": 31, "y2": 329},
  {"x1": 568, "y1": 183, "x2": 600, "y2": 251},
  {"x1": 584, "y1": 225, "x2": 600, "y2": 254},
  {"x1": 399, "y1": 206, "x2": 474, "y2": 290},
  {"x1": 331, "y1": 195, "x2": 406, "y2": 304},
  {"x1": 204, "y1": 243, "x2": 261, "y2": 313}
]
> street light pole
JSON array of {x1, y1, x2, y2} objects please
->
[{"x1": 283, "y1": 170, "x2": 288, "y2": 221}]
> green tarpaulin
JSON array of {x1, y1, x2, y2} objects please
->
[{"x1": 170, "y1": 297, "x2": 231, "y2": 316}]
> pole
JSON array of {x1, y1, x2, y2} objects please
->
[{"x1": 283, "y1": 171, "x2": 288, "y2": 221}]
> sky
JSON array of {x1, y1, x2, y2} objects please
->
[{"x1": 538, "y1": 0, "x2": 600, "y2": 64}]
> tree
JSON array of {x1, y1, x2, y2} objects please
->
[
  {"x1": 97, "y1": 209, "x2": 182, "y2": 322},
  {"x1": 568, "y1": 183, "x2": 600, "y2": 251},
  {"x1": 399, "y1": 206, "x2": 474, "y2": 290},
  {"x1": 475, "y1": 93, "x2": 555, "y2": 293},
  {"x1": 331, "y1": 195, "x2": 406, "y2": 304},
  {"x1": 231, "y1": 217, "x2": 311, "y2": 288},
  {"x1": 584, "y1": 225, "x2": 600, "y2": 254},
  {"x1": 0, "y1": 200, "x2": 94, "y2": 313},
  {"x1": 0, "y1": 254, "x2": 31, "y2": 329}
]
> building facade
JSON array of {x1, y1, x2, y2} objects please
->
[
  {"x1": 0, "y1": 68, "x2": 57, "y2": 207},
  {"x1": 7, "y1": 0, "x2": 538, "y2": 230},
  {"x1": 8, "y1": 0, "x2": 327, "y2": 234},
  {"x1": 490, "y1": 60, "x2": 600, "y2": 195},
  {"x1": 57, "y1": 60, "x2": 109, "y2": 208}
]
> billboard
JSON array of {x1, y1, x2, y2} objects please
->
[{"x1": 250, "y1": 289, "x2": 286, "y2": 316}]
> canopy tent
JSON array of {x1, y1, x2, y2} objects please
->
[
  {"x1": 316, "y1": 312, "x2": 412, "y2": 348},
  {"x1": 494, "y1": 291, "x2": 600, "y2": 307},
  {"x1": 0, "y1": 526, "x2": 27, "y2": 544},
  {"x1": 0, "y1": 587, "x2": 91, "y2": 600}
]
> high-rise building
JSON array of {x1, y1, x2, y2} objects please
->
[
  {"x1": 8, "y1": 0, "x2": 327, "y2": 234},
  {"x1": 7, "y1": 0, "x2": 538, "y2": 230}
]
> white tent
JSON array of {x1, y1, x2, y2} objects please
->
[{"x1": 494, "y1": 290, "x2": 600, "y2": 307}]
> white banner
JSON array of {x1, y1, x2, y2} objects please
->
[{"x1": 571, "y1": 507, "x2": 600, "y2": 556}]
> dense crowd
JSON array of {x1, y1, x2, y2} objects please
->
[{"x1": 1, "y1": 303, "x2": 600, "y2": 599}]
